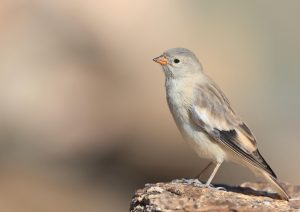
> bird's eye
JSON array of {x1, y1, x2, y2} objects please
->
[{"x1": 173, "y1": 58, "x2": 180, "y2": 64}]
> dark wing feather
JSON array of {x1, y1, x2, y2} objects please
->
[
  {"x1": 190, "y1": 79, "x2": 277, "y2": 178},
  {"x1": 214, "y1": 127, "x2": 276, "y2": 178}
]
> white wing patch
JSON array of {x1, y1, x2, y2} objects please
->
[{"x1": 192, "y1": 106, "x2": 231, "y2": 131}]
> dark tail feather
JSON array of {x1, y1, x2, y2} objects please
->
[{"x1": 261, "y1": 171, "x2": 290, "y2": 201}]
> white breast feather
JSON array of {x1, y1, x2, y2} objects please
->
[{"x1": 166, "y1": 77, "x2": 226, "y2": 162}]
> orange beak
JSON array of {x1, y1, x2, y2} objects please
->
[{"x1": 153, "y1": 55, "x2": 168, "y2": 65}]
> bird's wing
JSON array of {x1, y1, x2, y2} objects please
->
[{"x1": 189, "y1": 80, "x2": 276, "y2": 178}]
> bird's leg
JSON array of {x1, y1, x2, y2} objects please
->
[
  {"x1": 205, "y1": 162, "x2": 222, "y2": 187},
  {"x1": 196, "y1": 161, "x2": 213, "y2": 179},
  {"x1": 172, "y1": 162, "x2": 225, "y2": 190}
]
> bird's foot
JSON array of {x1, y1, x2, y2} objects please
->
[
  {"x1": 171, "y1": 179, "x2": 227, "y2": 191},
  {"x1": 171, "y1": 178, "x2": 205, "y2": 187},
  {"x1": 205, "y1": 184, "x2": 227, "y2": 191}
]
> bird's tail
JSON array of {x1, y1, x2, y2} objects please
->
[{"x1": 260, "y1": 171, "x2": 290, "y2": 201}]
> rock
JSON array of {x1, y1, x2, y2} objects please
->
[{"x1": 130, "y1": 179, "x2": 300, "y2": 212}]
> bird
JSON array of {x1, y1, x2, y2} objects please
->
[{"x1": 153, "y1": 47, "x2": 290, "y2": 200}]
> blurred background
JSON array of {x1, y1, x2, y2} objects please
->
[{"x1": 0, "y1": 0, "x2": 299, "y2": 211}]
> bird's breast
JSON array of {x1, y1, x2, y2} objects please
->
[
  {"x1": 165, "y1": 78, "x2": 226, "y2": 162},
  {"x1": 165, "y1": 79, "x2": 194, "y2": 127}
]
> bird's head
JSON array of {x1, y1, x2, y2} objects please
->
[{"x1": 153, "y1": 48, "x2": 203, "y2": 79}]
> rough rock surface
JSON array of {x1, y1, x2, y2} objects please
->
[{"x1": 130, "y1": 179, "x2": 300, "y2": 212}]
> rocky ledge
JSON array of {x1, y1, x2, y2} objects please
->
[{"x1": 130, "y1": 179, "x2": 300, "y2": 212}]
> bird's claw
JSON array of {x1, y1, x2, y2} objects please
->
[
  {"x1": 172, "y1": 178, "x2": 205, "y2": 187},
  {"x1": 172, "y1": 179, "x2": 227, "y2": 191},
  {"x1": 205, "y1": 184, "x2": 227, "y2": 191}
]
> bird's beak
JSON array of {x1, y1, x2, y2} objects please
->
[{"x1": 153, "y1": 55, "x2": 168, "y2": 65}]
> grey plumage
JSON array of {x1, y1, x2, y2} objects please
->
[
  {"x1": 153, "y1": 47, "x2": 290, "y2": 200},
  {"x1": 190, "y1": 79, "x2": 276, "y2": 177}
]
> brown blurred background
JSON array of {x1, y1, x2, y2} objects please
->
[{"x1": 0, "y1": 0, "x2": 299, "y2": 211}]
